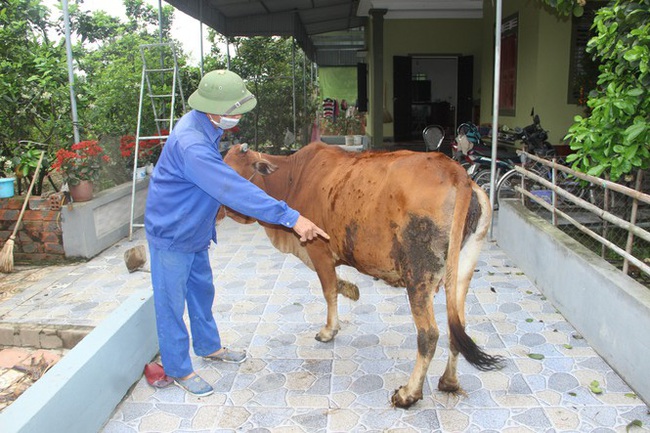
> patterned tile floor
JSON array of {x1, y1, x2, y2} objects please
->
[
  {"x1": 1, "y1": 219, "x2": 648, "y2": 432},
  {"x1": 100, "y1": 220, "x2": 648, "y2": 432}
]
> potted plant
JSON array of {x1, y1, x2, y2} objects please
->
[
  {"x1": 119, "y1": 135, "x2": 142, "y2": 180},
  {"x1": 51, "y1": 140, "x2": 110, "y2": 202},
  {"x1": 119, "y1": 131, "x2": 165, "y2": 179},
  {"x1": 334, "y1": 111, "x2": 364, "y2": 145},
  {"x1": 10, "y1": 145, "x2": 55, "y2": 197},
  {"x1": 0, "y1": 156, "x2": 15, "y2": 199}
]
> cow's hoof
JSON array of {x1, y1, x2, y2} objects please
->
[
  {"x1": 437, "y1": 376, "x2": 460, "y2": 393},
  {"x1": 390, "y1": 386, "x2": 422, "y2": 409},
  {"x1": 438, "y1": 379, "x2": 467, "y2": 397},
  {"x1": 315, "y1": 328, "x2": 338, "y2": 342}
]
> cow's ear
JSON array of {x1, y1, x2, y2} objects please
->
[{"x1": 253, "y1": 160, "x2": 277, "y2": 176}]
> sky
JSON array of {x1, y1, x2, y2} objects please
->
[{"x1": 44, "y1": 0, "x2": 214, "y2": 65}]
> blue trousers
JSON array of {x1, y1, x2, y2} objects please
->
[{"x1": 148, "y1": 245, "x2": 222, "y2": 378}]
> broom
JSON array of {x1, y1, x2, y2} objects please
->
[
  {"x1": 0, "y1": 151, "x2": 45, "y2": 273},
  {"x1": 382, "y1": 81, "x2": 393, "y2": 124}
]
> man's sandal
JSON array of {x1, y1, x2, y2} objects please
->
[
  {"x1": 173, "y1": 374, "x2": 214, "y2": 396},
  {"x1": 203, "y1": 347, "x2": 247, "y2": 364}
]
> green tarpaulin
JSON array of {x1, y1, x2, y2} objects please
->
[{"x1": 318, "y1": 67, "x2": 357, "y2": 105}]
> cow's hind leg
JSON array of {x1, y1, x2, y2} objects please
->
[
  {"x1": 391, "y1": 284, "x2": 438, "y2": 409},
  {"x1": 439, "y1": 224, "x2": 486, "y2": 394},
  {"x1": 438, "y1": 338, "x2": 462, "y2": 393}
]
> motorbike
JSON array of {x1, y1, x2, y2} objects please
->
[{"x1": 453, "y1": 110, "x2": 555, "y2": 190}]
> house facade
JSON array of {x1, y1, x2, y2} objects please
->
[{"x1": 361, "y1": 0, "x2": 590, "y2": 146}]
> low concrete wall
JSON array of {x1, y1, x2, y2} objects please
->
[
  {"x1": 497, "y1": 200, "x2": 650, "y2": 406},
  {"x1": 0, "y1": 323, "x2": 91, "y2": 349},
  {"x1": 61, "y1": 179, "x2": 148, "y2": 258},
  {"x1": 0, "y1": 290, "x2": 157, "y2": 433},
  {"x1": 320, "y1": 135, "x2": 369, "y2": 147}
]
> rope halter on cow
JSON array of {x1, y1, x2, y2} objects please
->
[
  {"x1": 240, "y1": 143, "x2": 261, "y2": 182},
  {"x1": 218, "y1": 143, "x2": 262, "y2": 225}
]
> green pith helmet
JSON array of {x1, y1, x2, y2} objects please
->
[{"x1": 188, "y1": 69, "x2": 257, "y2": 115}]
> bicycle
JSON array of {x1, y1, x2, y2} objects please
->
[
  {"x1": 461, "y1": 113, "x2": 568, "y2": 206},
  {"x1": 495, "y1": 152, "x2": 588, "y2": 209}
]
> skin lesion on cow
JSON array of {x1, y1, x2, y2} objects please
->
[
  {"x1": 327, "y1": 170, "x2": 354, "y2": 212},
  {"x1": 416, "y1": 327, "x2": 438, "y2": 361},
  {"x1": 389, "y1": 214, "x2": 448, "y2": 289},
  {"x1": 342, "y1": 221, "x2": 359, "y2": 267},
  {"x1": 462, "y1": 190, "x2": 483, "y2": 246}
]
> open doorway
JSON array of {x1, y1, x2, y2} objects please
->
[{"x1": 393, "y1": 55, "x2": 473, "y2": 151}]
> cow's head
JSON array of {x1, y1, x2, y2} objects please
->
[
  {"x1": 224, "y1": 143, "x2": 278, "y2": 182},
  {"x1": 220, "y1": 144, "x2": 278, "y2": 225}
]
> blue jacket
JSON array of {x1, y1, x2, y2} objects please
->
[{"x1": 145, "y1": 110, "x2": 299, "y2": 252}]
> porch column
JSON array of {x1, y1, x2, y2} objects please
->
[{"x1": 370, "y1": 9, "x2": 387, "y2": 148}]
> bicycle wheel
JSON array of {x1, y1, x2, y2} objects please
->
[
  {"x1": 495, "y1": 169, "x2": 528, "y2": 206},
  {"x1": 472, "y1": 169, "x2": 493, "y2": 193}
]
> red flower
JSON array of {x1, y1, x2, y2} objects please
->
[
  {"x1": 119, "y1": 131, "x2": 165, "y2": 166},
  {"x1": 53, "y1": 140, "x2": 110, "y2": 186}
]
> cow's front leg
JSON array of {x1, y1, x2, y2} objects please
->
[
  {"x1": 310, "y1": 251, "x2": 340, "y2": 342},
  {"x1": 392, "y1": 285, "x2": 438, "y2": 409}
]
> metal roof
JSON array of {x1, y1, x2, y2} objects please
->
[{"x1": 163, "y1": 0, "x2": 483, "y2": 65}]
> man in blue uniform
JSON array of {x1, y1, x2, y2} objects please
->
[{"x1": 145, "y1": 69, "x2": 329, "y2": 396}]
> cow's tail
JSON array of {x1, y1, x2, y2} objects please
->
[{"x1": 444, "y1": 179, "x2": 503, "y2": 371}]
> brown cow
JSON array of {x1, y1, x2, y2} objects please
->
[{"x1": 222, "y1": 142, "x2": 502, "y2": 408}]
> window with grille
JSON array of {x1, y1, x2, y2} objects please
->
[{"x1": 568, "y1": 3, "x2": 602, "y2": 105}]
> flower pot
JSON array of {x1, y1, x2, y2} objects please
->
[
  {"x1": 344, "y1": 135, "x2": 355, "y2": 146},
  {"x1": 0, "y1": 177, "x2": 15, "y2": 198},
  {"x1": 145, "y1": 163, "x2": 154, "y2": 175},
  {"x1": 69, "y1": 180, "x2": 94, "y2": 202}
]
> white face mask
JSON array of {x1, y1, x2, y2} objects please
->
[{"x1": 210, "y1": 115, "x2": 240, "y2": 130}]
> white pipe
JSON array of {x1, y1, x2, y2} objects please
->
[
  {"x1": 199, "y1": 0, "x2": 204, "y2": 76},
  {"x1": 303, "y1": 50, "x2": 307, "y2": 145},
  {"x1": 62, "y1": 0, "x2": 80, "y2": 143},
  {"x1": 292, "y1": 38, "x2": 297, "y2": 143},
  {"x1": 157, "y1": 0, "x2": 163, "y2": 45},
  {"x1": 226, "y1": 37, "x2": 231, "y2": 70},
  {"x1": 489, "y1": 0, "x2": 503, "y2": 237}
]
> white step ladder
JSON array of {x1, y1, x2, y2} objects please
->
[{"x1": 129, "y1": 43, "x2": 186, "y2": 240}]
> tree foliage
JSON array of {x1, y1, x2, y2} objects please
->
[
  {"x1": 0, "y1": 0, "x2": 316, "y2": 183},
  {"x1": 540, "y1": 0, "x2": 587, "y2": 16},
  {"x1": 20, "y1": 0, "x2": 650, "y2": 181},
  {"x1": 69, "y1": 0, "x2": 182, "y2": 138},
  {"x1": 205, "y1": 34, "x2": 318, "y2": 153},
  {"x1": 0, "y1": 0, "x2": 70, "y2": 161},
  {"x1": 0, "y1": 0, "x2": 201, "y2": 187},
  {"x1": 565, "y1": 0, "x2": 650, "y2": 180}
]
